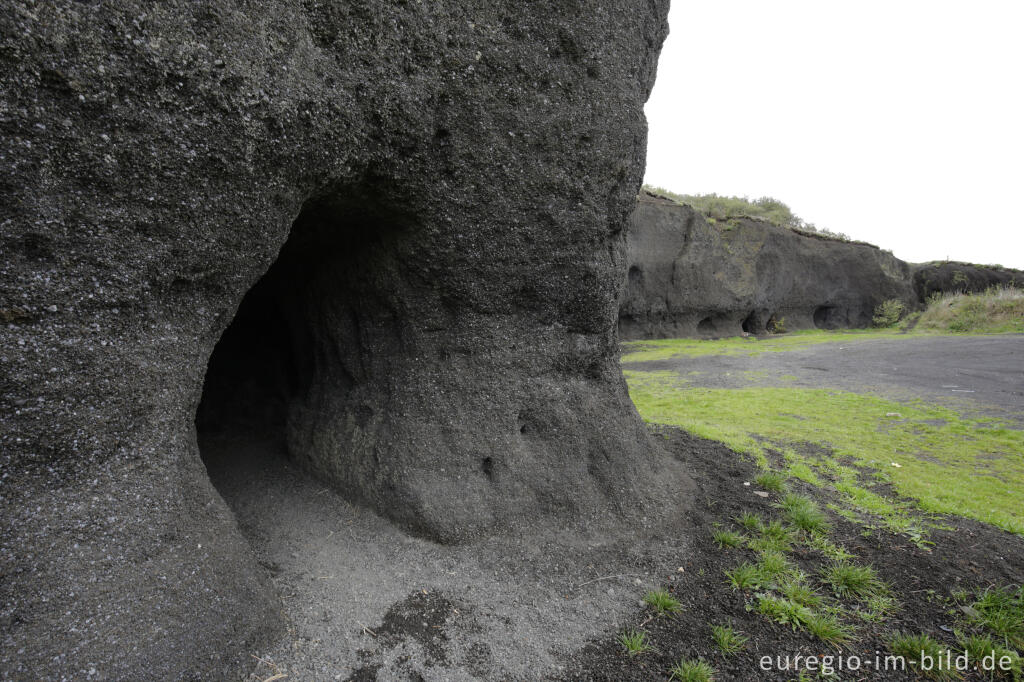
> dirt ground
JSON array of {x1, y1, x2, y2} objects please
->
[
  {"x1": 637, "y1": 334, "x2": 1024, "y2": 424},
  {"x1": 213, "y1": 335, "x2": 1024, "y2": 681}
]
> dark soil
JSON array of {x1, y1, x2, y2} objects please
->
[{"x1": 558, "y1": 427, "x2": 1024, "y2": 681}]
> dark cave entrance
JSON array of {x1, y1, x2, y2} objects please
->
[
  {"x1": 813, "y1": 305, "x2": 842, "y2": 330},
  {"x1": 697, "y1": 316, "x2": 716, "y2": 336},
  {"x1": 741, "y1": 311, "x2": 759, "y2": 334},
  {"x1": 195, "y1": 183, "x2": 413, "y2": 496}
]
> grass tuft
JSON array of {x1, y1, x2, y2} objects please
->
[
  {"x1": 710, "y1": 623, "x2": 748, "y2": 655},
  {"x1": 803, "y1": 610, "x2": 855, "y2": 645},
  {"x1": 819, "y1": 561, "x2": 886, "y2": 600},
  {"x1": 669, "y1": 657, "x2": 715, "y2": 682},
  {"x1": 644, "y1": 589, "x2": 682, "y2": 615},
  {"x1": 736, "y1": 511, "x2": 763, "y2": 533},
  {"x1": 755, "y1": 594, "x2": 813, "y2": 630},
  {"x1": 725, "y1": 563, "x2": 761, "y2": 591},
  {"x1": 755, "y1": 551, "x2": 793, "y2": 584},
  {"x1": 779, "y1": 494, "x2": 830, "y2": 535},
  {"x1": 755, "y1": 471, "x2": 786, "y2": 493},
  {"x1": 712, "y1": 528, "x2": 744, "y2": 549},
  {"x1": 889, "y1": 632, "x2": 960, "y2": 681},
  {"x1": 968, "y1": 584, "x2": 1024, "y2": 649},
  {"x1": 618, "y1": 628, "x2": 652, "y2": 657}
]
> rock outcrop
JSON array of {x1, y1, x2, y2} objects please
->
[
  {"x1": 620, "y1": 194, "x2": 915, "y2": 339},
  {"x1": 912, "y1": 261, "x2": 1024, "y2": 301},
  {"x1": 0, "y1": 2, "x2": 678, "y2": 678}
]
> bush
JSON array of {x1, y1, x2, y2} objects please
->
[
  {"x1": 916, "y1": 286, "x2": 1024, "y2": 334},
  {"x1": 872, "y1": 299, "x2": 906, "y2": 327}
]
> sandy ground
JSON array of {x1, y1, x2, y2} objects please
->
[
  {"x1": 203, "y1": 434, "x2": 694, "y2": 681},
  {"x1": 207, "y1": 334, "x2": 1023, "y2": 680}
]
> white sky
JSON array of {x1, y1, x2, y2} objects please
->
[{"x1": 644, "y1": 1, "x2": 1024, "y2": 270}]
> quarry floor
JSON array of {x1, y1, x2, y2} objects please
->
[
  {"x1": 217, "y1": 334, "x2": 1024, "y2": 681},
  {"x1": 633, "y1": 333, "x2": 1024, "y2": 425}
]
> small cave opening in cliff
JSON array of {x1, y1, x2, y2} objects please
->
[
  {"x1": 195, "y1": 182, "x2": 411, "y2": 508},
  {"x1": 813, "y1": 305, "x2": 842, "y2": 330},
  {"x1": 741, "y1": 311, "x2": 759, "y2": 334},
  {"x1": 697, "y1": 316, "x2": 716, "y2": 336}
]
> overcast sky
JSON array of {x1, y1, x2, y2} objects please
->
[{"x1": 643, "y1": 1, "x2": 1024, "y2": 270}]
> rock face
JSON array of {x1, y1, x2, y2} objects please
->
[
  {"x1": 620, "y1": 194, "x2": 916, "y2": 339},
  {"x1": 912, "y1": 262, "x2": 1024, "y2": 301},
  {"x1": 0, "y1": 2, "x2": 676, "y2": 678}
]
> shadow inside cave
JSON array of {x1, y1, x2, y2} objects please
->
[{"x1": 195, "y1": 181, "x2": 412, "y2": 511}]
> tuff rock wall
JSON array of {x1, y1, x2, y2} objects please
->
[
  {"x1": 619, "y1": 194, "x2": 916, "y2": 339},
  {"x1": 0, "y1": 1, "x2": 677, "y2": 677}
]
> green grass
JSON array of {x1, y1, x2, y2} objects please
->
[
  {"x1": 620, "y1": 330, "x2": 906, "y2": 363},
  {"x1": 710, "y1": 623, "x2": 748, "y2": 655},
  {"x1": 804, "y1": 533, "x2": 855, "y2": 561},
  {"x1": 803, "y1": 610, "x2": 855, "y2": 645},
  {"x1": 968, "y1": 585, "x2": 1024, "y2": 649},
  {"x1": 755, "y1": 551, "x2": 793, "y2": 584},
  {"x1": 755, "y1": 470, "x2": 787, "y2": 493},
  {"x1": 712, "y1": 528, "x2": 745, "y2": 549},
  {"x1": 917, "y1": 286, "x2": 1024, "y2": 334},
  {"x1": 756, "y1": 594, "x2": 813, "y2": 629},
  {"x1": 725, "y1": 563, "x2": 761, "y2": 591},
  {"x1": 779, "y1": 574, "x2": 823, "y2": 609},
  {"x1": 618, "y1": 628, "x2": 653, "y2": 656},
  {"x1": 644, "y1": 589, "x2": 682, "y2": 615},
  {"x1": 669, "y1": 657, "x2": 716, "y2": 682},
  {"x1": 735, "y1": 511, "x2": 764, "y2": 533},
  {"x1": 622, "y1": 371, "x2": 1024, "y2": 536},
  {"x1": 957, "y1": 631, "x2": 1022, "y2": 678},
  {"x1": 858, "y1": 594, "x2": 899, "y2": 623},
  {"x1": 889, "y1": 632, "x2": 960, "y2": 681},
  {"x1": 779, "y1": 494, "x2": 830, "y2": 535},
  {"x1": 819, "y1": 561, "x2": 886, "y2": 600}
]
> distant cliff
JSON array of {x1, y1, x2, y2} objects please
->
[{"x1": 619, "y1": 194, "x2": 916, "y2": 339}]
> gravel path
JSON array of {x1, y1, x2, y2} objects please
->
[{"x1": 634, "y1": 334, "x2": 1024, "y2": 424}]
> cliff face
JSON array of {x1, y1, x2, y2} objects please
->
[
  {"x1": 619, "y1": 195, "x2": 915, "y2": 339},
  {"x1": 912, "y1": 262, "x2": 1024, "y2": 301},
  {"x1": 0, "y1": 1, "x2": 678, "y2": 678}
]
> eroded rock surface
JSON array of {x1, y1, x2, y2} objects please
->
[
  {"x1": 620, "y1": 194, "x2": 915, "y2": 339},
  {"x1": 0, "y1": 1, "x2": 676, "y2": 678}
]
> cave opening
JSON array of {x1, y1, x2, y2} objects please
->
[
  {"x1": 741, "y1": 311, "x2": 758, "y2": 334},
  {"x1": 195, "y1": 182, "x2": 413, "y2": 504},
  {"x1": 813, "y1": 305, "x2": 840, "y2": 330},
  {"x1": 697, "y1": 316, "x2": 716, "y2": 335}
]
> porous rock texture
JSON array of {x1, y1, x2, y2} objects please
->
[
  {"x1": 619, "y1": 193, "x2": 916, "y2": 339},
  {"x1": 0, "y1": 1, "x2": 675, "y2": 678}
]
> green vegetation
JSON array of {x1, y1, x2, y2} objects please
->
[
  {"x1": 967, "y1": 585, "x2": 1024, "y2": 650},
  {"x1": 819, "y1": 561, "x2": 886, "y2": 600},
  {"x1": 620, "y1": 329, "x2": 907, "y2": 363},
  {"x1": 618, "y1": 628, "x2": 653, "y2": 656},
  {"x1": 710, "y1": 623, "x2": 748, "y2": 655},
  {"x1": 669, "y1": 657, "x2": 715, "y2": 682},
  {"x1": 642, "y1": 186, "x2": 853, "y2": 242},
  {"x1": 916, "y1": 286, "x2": 1024, "y2": 334},
  {"x1": 957, "y1": 631, "x2": 1022, "y2": 679},
  {"x1": 873, "y1": 298, "x2": 906, "y2": 327},
  {"x1": 802, "y1": 609, "x2": 855, "y2": 645},
  {"x1": 889, "y1": 632, "x2": 960, "y2": 681},
  {"x1": 755, "y1": 470, "x2": 786, "y2": 493},
  {"x1": 712, "y1": 528, "x2": 744, "y2": 549},
  {"x1": 756, "y1": 593, "x2": 814, "y2": 629},
  {"x1": 623, "y1": 371, "x2": 1024, "y2": 536},
  {"x1": 736, "y1": 511, "x2": 764, "y2": 533},
  {"x1": 779, "y1": 494, "x2": 830, "y2": 535},
  {"x1": 644, "y1": 589, "x2": 682, "y2": 615},
  {"x1": 725, "y1": 562, "x2": 761, "y2": 591}
]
